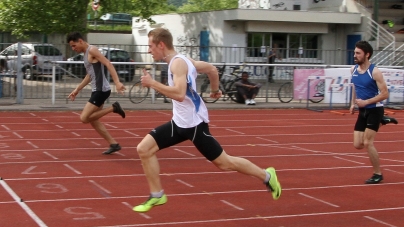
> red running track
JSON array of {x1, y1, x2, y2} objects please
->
[{"x1": 0, "y1": 109, "x2": 404, "y2": 227}]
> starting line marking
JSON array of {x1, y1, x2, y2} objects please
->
[
  {"x1": 220, "y1": 200, "x2": 244, "y2": 210},
  {"x1": 0, "y1": 179, "x2": 47, "y2": 227},
  {"x1": 364, "y1": 216, "x2": 397, "y2": 227},
  {"x1": 299, "y1": 192, "x2": 339, "y2": 208},
  {"x1": 63, "y1": 164, "x2": 82, "y2": 175}
]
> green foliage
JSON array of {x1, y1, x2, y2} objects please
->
[
  {"x1": 178, "y1": 0, "x2": 238, "y2": 13},
  {"x1": 0, "y1": 0, "x2": 88, "y2": 38}
]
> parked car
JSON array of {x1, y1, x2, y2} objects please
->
[
  {"x1": 66, "y1": 47, "x2": 135, "y2": 82},
  {"x1": 0, "y1": 43, "x2": 65, "y2": 80},
  {"x1": 100, "y1": 13, "x2": 132, "y2": 25}
]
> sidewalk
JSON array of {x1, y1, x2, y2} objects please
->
[{"x1": 0, "y1": 97, "x2": 325, "y2": 111}]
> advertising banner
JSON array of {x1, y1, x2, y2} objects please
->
[{"x1": 293, "y1": 69, "x2": 325, "y2": 100}]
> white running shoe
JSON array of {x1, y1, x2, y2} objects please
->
[
  {"x1": 250, "y1": 99, "x2": 256, "y2": 105},
  {"x1": 245, "y1": 99, "x2": 251, "y2": 105}
]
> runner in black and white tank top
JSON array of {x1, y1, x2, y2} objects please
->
[{"x1": 84, "y1": 45, "x2": 111, "y2": 92}]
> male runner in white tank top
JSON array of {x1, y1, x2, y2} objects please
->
[
  {"x1": 67, "y1": 32, "x2": 126, "y2": 155},
  {"x1": 133, "y1": 28, "x2": 281, "y2": 213},
  {"x1": 350, "y1": 40, "x2": 398, "y2": 184}
]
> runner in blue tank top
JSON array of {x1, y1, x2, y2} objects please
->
[
  {"x1": 66, "y1": 32, "x2": 127, "y2": 155},
  {"x1": 350, "y1": 41, "x2": 398, "y2": 184}
]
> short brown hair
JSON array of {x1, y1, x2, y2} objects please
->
[{"x1": 148, "y1": 28, "x2": 174, "y2": 50}]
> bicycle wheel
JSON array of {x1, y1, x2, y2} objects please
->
[
  {"x1": 226, "y1": 81, "x2": 239, "y2": 102},
  {"x1": 278, "y1": 81, "x2": 293, "y2": 103},
  {"x1": 129, "y1": 81, "x2": 150, "y2": 104},
  {"x1": 200, "y1": 81, "x2": 219, "y2": 103},
  {"x1": 309, "y1": 96, "x2": 324, "y2": 103}
]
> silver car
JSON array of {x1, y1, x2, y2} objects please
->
[{"x1": 0, "y1": 43, "x2": 65, "y2": 80}]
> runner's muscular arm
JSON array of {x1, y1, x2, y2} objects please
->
[
  {"x1": 187, "y1": 58, "x2": 221, "y2": 98},
  {"x1": 350, "y1": 66, "x2": 356, "y2": 114},
  {"x1": 141, "y1": 58, "x2": 188, "y2": 101},
  {"x1": 68, "y1": 74, "x2": 90, "y2": 101}
]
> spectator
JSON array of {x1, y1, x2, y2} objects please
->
[
  {"x1": 268, "y1": 44, "x2": 281, "y2": 83},
  {"x1": 235, "y1": 72, "x2": 262, "y2": 105}
]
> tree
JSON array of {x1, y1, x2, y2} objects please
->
[
  {"x1": 0, "y1": 0, "x2": 173, "y2": 38},
  {"x1": 178, "y1": 0, "x2": 238, "y2": 13}
]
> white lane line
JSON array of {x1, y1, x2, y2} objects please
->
[
  {"x1": 221, "y1": 200, "x2": 244, "y2": 210},
  {"x1": 176, "y1": 179, "x2": 194, "y2": 188},
  {"x1": 1, "y1": 125, "x2": 10, "y2": 130},
  {"x1": 105, "y1": 124, "x2": 117, "y2": 129},
  {"x1": 156, "y1": 111, "x2": 170, "y2": 116},
  {"x1": 13, "y1": 132, "x2": 23, "y2": 138},
  {"x1": 364, "y1": 216, "x2": 397, "y2": 227},
  {"x1": 55, "y1": 125, "x2": 63, "y2": 129},
  {"x1": 299, "y1": 193, "x2": 339, "y2": 208},
  {"x1": 72, "y1": 112, "x2": 80, "y2": 116},
  {"x1": 29, "y1": 113, "x2": 36, "y2": 117},
  {"x1": 92, "y1": 206, "x2": 404, "y2": 227},
  {"x1": 226, "y1": 129, "x2": 245, "y2": 135},
  {"x1": 43, "y1": 152, "x2": 58, "y2": 160},
  {"x1": 256, "y1": 137, "x2": 279, "y2": 143},
  {"x1": 384, "y1": 169, "x2": 404, "y2": 174},
  {"x1": 63, "y1": 164, "x2": 82, "y2": 175},
  {"x1": 26, "y1": 141, "x2": 38, "y2": 149},
  {"x1": 124, "y1": 130, "x2": 139, "y2": 137},
  {"x1": 71, "y1": 132, "x2": 80, "y2": 137},
  {"x1": 174, "y1": 148, "x2": 195, "y2": 157},
  {"x1": 89, "y1": 180, "x2": 111, "y2": 194},
  {"x1": 91, "y1": 141, "x2": 101, "y2": 146},
  {"x1": 122, "y1": 202, "x2": 151, "y2": 219},
  {"x1": 333, "y1": 156, "x2": 365, "y2": 165},
  {"x1": 115, "y1": 152, "x2": 125, "y2": 157},
  {"x1": 0, "y1": 179, "x2": 47, "y2": 227},
  {"x1": 42, "y1": 119, "x2": 48, "y2": 122}
]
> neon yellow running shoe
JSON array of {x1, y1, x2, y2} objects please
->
[
  {"x1": 265, "y1": 167, "x2": 281, "y2": 200},
  {"x1": 133, "y1": 194, "x2": 167, "y2": 212}
]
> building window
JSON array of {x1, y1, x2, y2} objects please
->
[{"x1": 246, "y1": 33, "x2": 319, "y2": 60}]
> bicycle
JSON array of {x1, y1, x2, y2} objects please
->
[
  {"x1": 199, "y1": 64, "x2": 242, "y2": 103},
  {"x1": 128, "y1": 80, "x2": 170, "y2": 104},
  {"x1": 277, "y1": 76, "x2": 324, "y2": 103}
]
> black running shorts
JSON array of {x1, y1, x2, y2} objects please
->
[
  {"x1": 149, "y1": 120, "x2": 223, "y2": 161},
  {"x1": 354, "y1": 107, "x2": 384, "y2": 132},
  {"x1": 88, "y1": 90, "x2": 111, "y2": 107}
]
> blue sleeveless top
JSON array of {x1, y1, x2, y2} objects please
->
[{"x1": 351, "y1": 64, "x2": 383, "y2": 108}]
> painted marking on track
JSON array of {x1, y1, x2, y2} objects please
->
[
  {"x1": 1, "y1": 125, "x2": 10, "y2": 130},
  {"x1": 0, "y1": 179, "x2": 46, "y2": 227},
  {"x1": 63, "y1": 164, "x2": 82, "y2": 175},
  {"x1": 96, "y1": 206, "x2": 404, "y2": 227},
  {"x1": 43, "y1": 152, "x2": 58, "y2": 160},
  {"x1": 29, "y1": 113, "x2": 36, "y2": 117},
  {"x1": 115, "y1": 152, "x2": 125, "y2": 156},
  {"x1": 12, "y1": 132, "x2": 23, "y2": 138},
  {"x1": 256, "y1": 137, "x2": 279, "y2": 143},
  {"x1": 71, "y1": 132, "x2": 80, "y2": 137},
  {"x1": 91, "y1": 141, "x2": 101, "y2": 146},
  {"x1": 22, "y1": 166, "x2": 46, "y2": 175},
  {"x1": 89, "y1": 180, "x2": 111, "y2": 194},
  {"x1": 226, "y1": 129, "x2": 245, "y2": 135},
  {"x1": 124, "y1": 130, "x2": 139, "y2": 137},
  {"x1": 221, "y1": 200, "x2": 244, "y2": 210},
  {"x1": 385, "y1": 169, "x2": 404, "y2": 174},
  {"x1": 55, "y1": 125, "x2": 63, "y2": 129},
  {"x1": 299, "y1": 193, "x2": 339, "y2": 208},
  {"x1": 122, "y1": 202, "x2": 151, "y2": 219},
  {"x1": 105, "y1": 123, "x2": 117, "y2": 129},
  {"x1": 42, "y1": 119, "x2": 48, "y2": 122},
  {"x1": 72, "y1": 112, "x2": 80, "y2": 116},
  {"x1": 333, "y1": 156, "x2": 365, "y2": 165},
  {"x1": 26, "y1": 141, "x2": 38, "y2": 149},
  {"x1": 176, "y1": 179, "x2": 194, "y2": 188},
  {"x1": 174, "y1": 148, "x2": 195, "y2": 157},
  {"x1": 364, "y1": 216, "x2": 397, "y2": 227},
  {"x1": 156, "y1": 111, "x2": 170, "y2": 116}
]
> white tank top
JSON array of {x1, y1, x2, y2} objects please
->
[{"x1": 168, "y1": 55, "x2": 209, "y2": 128}]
